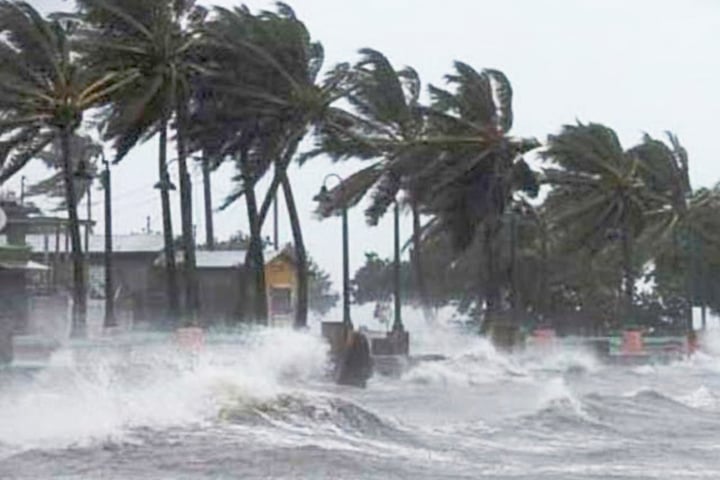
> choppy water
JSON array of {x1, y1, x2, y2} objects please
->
[{"x1": 1, "y1": 311, "x2": 720, "y2": 479}]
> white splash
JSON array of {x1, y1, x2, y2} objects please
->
[{"x1": 0, "y1": 327, "x2": 329, "y2": 451}]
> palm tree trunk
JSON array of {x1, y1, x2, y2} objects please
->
[
  {"x1": 158, "y1": 119, "x2": 180, "y2": 324},
  {"x1": 620, "y1": 221, "x2": 635, "y2": 325},
  {"x1": 202, "y1": 152, "x2": 215, "y2": 250},
  {"x1": 257, "y1": 135, "x2": 303, "y2": 229},
  {"x1": 280, "y1": 173, "x2": 308, "y2": 328},
  {"x1": 539, "y1": 222, "x2": 549, "y2": 318},
  {"x1": 61, "y1": 125, "x2": 86, "y2": 338},
  {"x1": 244, "y1": 178, "x2": 268, "y2": 324},
  {"x1": 176, "y1": 100, "x2": 199, "y2": 323},
  {"x1": 410, "y1": 203, "x2": 431, "y2": 319},
  {"x1": 483, "y1": 223, "x2": 501, "y2": 330}
]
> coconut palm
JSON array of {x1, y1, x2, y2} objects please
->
[
  {"x1": 632, "y1": 132, "x2": 720, "y2": 330},
  {"x1": 195, "y1": 4, "x2": 356, "y2": 327},
  {"x1": 400, "y1": 63, "x2": 539, "y2": 324},
  {"x1": 542, "y1": 123, "x2": 658, "y2": 323},
  {"x1": 76, "y1": 0, "x2": 208, "y2": 324},
  {"x1": 0, "y1": 1, "x2": 126, "y2": 336},
  {"x1": 308, "y1": 48, "x2": 433, "y2": 315},
  {"x1": 25, "y1": 133, "x2": 102, "y2": 211}
]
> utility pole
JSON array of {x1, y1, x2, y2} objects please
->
[
  {"x1": 20, "y1": 176, "x2": 25, "y2": 205},
  {"x1": 101, "y1": 154, "x2": 116, "y2": 327}
]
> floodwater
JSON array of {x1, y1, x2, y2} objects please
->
[{"x1": 1, "y1": 311, "x2": 720, "y2": 480}]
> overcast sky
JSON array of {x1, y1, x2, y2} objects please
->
[{"x1": 16, "y1": 0, "x2": 720, "y2": 287}]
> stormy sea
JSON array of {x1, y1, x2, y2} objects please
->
[{"x1": 1, "y1": 310, "x2": 719, "y2": 480}]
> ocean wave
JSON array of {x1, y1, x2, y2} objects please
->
[
  {"x1": 0, "y1": 328, "x2": 330, "y2": 451},
  {"x1": 219, "y1": 392, "x2": 405, "y2": 440}
]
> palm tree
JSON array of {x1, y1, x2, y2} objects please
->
[
  {"x1": 196, "y1": 4, "x2": 356, "y2": 327},
  {"x1": 542, "y1": 123, "x2": 654, "y2": 324},
  {"x1": 633, "y1": 132, "x2": 720, "y2": 331},
  {"x1": 309, "y1": 49, "x2": 433, "y2": 317},
  {"x1": 0, "y1": 1, "x2": 125, "y2": 336},
  {"x1": 25, "y1": 133, "x2": 101, "y2": 212},
  {"x1": 77, "y1": 0, "x2": 208, "y2": 324},
  {"x1": 400, "y1": 63, "x2": 539, "y2": 326}
]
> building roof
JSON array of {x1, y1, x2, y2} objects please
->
[
  {"x1": 14, "y1": 233, "x2": 165, "y2": 254},
  {"x1": 0, "y1": 260, "x2": 49, "y2": 271},
  {"x1": 196, "y1": 250, "x2": 247, "y2": 268},
  {"x1": 154, "y1": 248, "x2": 291, "y2": 269}
]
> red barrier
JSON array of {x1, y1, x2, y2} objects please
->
[
  {"x1": 175, "y1": 327, "x2": 205, "y2": 352},
  {"x1": 622, "y1": 330, "x2": 644, "y2": 355},
  {"x1": 532, "y1": 328, "x2": 556, "y2": 349}
]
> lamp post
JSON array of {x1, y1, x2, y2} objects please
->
[
  {"x1": 315, "y1": 174, "x2": 352, "y2": 328},
  {"x1": 100, "y1": 151, "x2": 116, "y2": 327}
]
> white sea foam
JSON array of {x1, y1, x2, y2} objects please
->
[{"x1": 0, "y1": 327, "x2": 329, "y2": 451}]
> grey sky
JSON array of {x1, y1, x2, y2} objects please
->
[{"x1": 15, "y1": 0, "x2": 720, "y2": 287}]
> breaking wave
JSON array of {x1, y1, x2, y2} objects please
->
[{"x1": 0, "y1": 328, "x2": 329, "y2": 452}]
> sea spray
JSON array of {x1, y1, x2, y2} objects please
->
[{"x1": 0, "y1": 327, "x2": 329, "y2": 451}]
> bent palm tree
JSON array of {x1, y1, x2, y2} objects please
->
[
  {"x1": 77, "y1": 0, "x2": 207, "y2": 324},
  {"x1": 0, "y1": 1, "x2": 124, "y2": 336},
  {"x1": 25, "y1": 133, "x2": 101, "y2": 211},
  {"x1": 633, "y1": 132, "x2": 720, "y2": 331},
  {"x1": 402, "y1": 63, "x2": 539, "y2": 324},
  {"x1": 310, "y1": 49, "x2": 433, "y2": 316},
  {"x1": 542, "y1": 123, "x2": 654, "y2": 324},
  {"x1": 197, "y1": 4, "x2": 355, "y2": 327}
]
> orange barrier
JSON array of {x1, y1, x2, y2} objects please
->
[
  {"x1": 622, "y1": 330, "x2": 644, "y2": 355},
  {"x1": 533, "y1": 328, "x2": 556, "y2": 348},
  {"x1": 175, "y1": 327, "x2": 205, "y2": 352}
]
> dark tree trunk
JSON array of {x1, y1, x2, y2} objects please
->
[
  {"x1": 61, "y1": 125, "x2": 87, "y2": 338},
  {"x1": 410, "y1": 203, "x2": 431, "y2": 319},
  {"x1": 257, "y1": 136, "x2": 302, "y2": 229},
  {"x1": 158, "y1": 119, "x2": 180, "y2": 324},
  {"x1": 482, "y1": 224, "x2": 501, "y2": 331},
  {"x1": 620, "y1": 219, "x2": 635, "y2": 326},
  {"x1": 281, "y1": 173, "x2": 308, "y2": 328},
  {"x1": 176, "y1": 100, "x2": 199, "y2": 323},
  {"x1": 539, "y1": 221, "x2": 549, "y2": 318},
  {"x1": 508, "y1": 212, "x2": 518, "y2": 311},
  {"x1": 202, "y1": 152, "x2": 215, "y2": 250},
  {"x1": 244, "y1": 174, "x2": 268, "y2": 324}
]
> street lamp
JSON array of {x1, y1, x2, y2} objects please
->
[
  {"x1": 100, "y1": 151, "x2": 116, "y2": 328},
  {"x1": 315, "y1": 173, "x2": 352, "y2": 328}
]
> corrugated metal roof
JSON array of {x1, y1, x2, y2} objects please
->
[
  {"x1": 196, "y1": 250, "x2": 247, "y2": 268},
  {"x1": 11, "y1": 234, "x2": 165, "y2": 254},
  {"x1": 154, "y1": 249, "x2": 287, "y2": 269}
]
